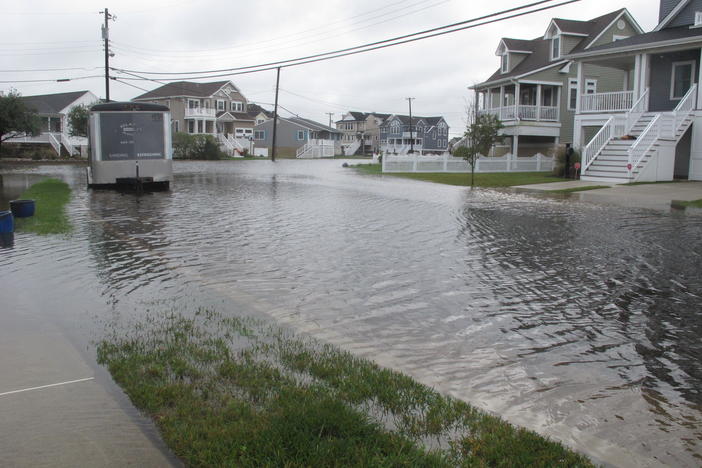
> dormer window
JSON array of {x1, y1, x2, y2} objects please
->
[
  {"x1": 500, "y1": 54, "x2": 509, "y2": 73},
  {"x1": 551, "y1": 36, "x2": 560, "y2": 60},
  {"x1": 696, "y1": 11, "x2": 702, "y2": 26}
]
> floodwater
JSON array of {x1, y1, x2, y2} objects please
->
[{"x1": 1, "y1": 160, "x2": 701, "y2": 467}]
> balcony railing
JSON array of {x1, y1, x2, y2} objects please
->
[
  {"x1": 579, "y1": 90, "x2": 634, "y2": 113},
  {"x1": 479, "y1": 105, "x2": 559, "y2": 122},
  {"x1": 185, "y1": 107, "x2": 216, "y2": 118}
]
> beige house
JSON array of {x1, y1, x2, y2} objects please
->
[
  {"x1": 133, "y1": 80, "x2": 262, "y2": 155},
  {"x1": 336, "y1": 111, "x2": 390, "y2": 155}
]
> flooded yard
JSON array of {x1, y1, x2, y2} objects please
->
[{"x1": 1, "y1": 160, "x2": 701, "y2": 466}]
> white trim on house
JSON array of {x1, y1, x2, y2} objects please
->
[
  {"x1": 654, "y1": 0, "x2": 691, "y2": 32},
  {"x1": 551, "y1": 35, "x2": 561, "y2": 60},
  {"x1": 670, "y1": 60, "x2": 696, "y2": 99},
  {"x1": 568, "y1": 78, "x2": 578, "y2": 111},
  {"x1": 518, "y1": 79, "x2": 563, "y2": 86},
  {"x1": 586, "y1": 9, "x2": 644, "y2": 49},
  {"x1": 471, "y1": 60, "x2": 568, "y2": 89},
  {"x1": 612, "y1": 35, "x2": 630, "y2": 41},
  {"x1": 501, "y1": 54, "x2": 509, "y2": 73},
  {"x1": 565, "y1": 35, "x2": 702, "y2": 59}
]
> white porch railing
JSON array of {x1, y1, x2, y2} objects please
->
[
  {"x1": 382, "y1": 152, "x2": 554, "y2": 173},
  {"x1": 342, "y1": 140, "x2": 361, "y2": 156},
  {"x1": 479, "y1": 105, "x2": 559, "y2": 121},
  {"x1": 625, "y1": 88, "x2": 649, "y2": 134},
  {"x1": 580, "y1": 90, "x2": 634, "y2": 113},
  {"x1": 296, "y1": 139, "x2": 336, "y2": 158},
  {"x1": 47, "y1": 133, "x2": 61, "y2": 155},
  {"x1": 59, "y1": 133, "x2": 76, "y2": 155},
  {"x1": 185, "y1": 107, "x2": 216, "y2": 118},
  {"x1": 670, "y1": 83, "x2": 697, "y2": 138}
]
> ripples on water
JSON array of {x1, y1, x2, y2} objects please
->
[{"x1": 1, "y1": 161, "x2": 701, "y2": 466}]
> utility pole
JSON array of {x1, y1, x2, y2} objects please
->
[
  {"x1": 406, "y1": 97, "x2": 415, "y2": 154},
  {"x1": 326, "y1": 112, "x2": 334, "y2": 128},
  {"x1": 100, "y1": 8, "x2": 115, "y2": 102},
  {"x1": 271, "y1": 67, "x2": 281, "y2": 162}
]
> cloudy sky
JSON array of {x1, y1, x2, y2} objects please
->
[{"x1": 2, "y1": 0, "x2": 658, "y2": 137}]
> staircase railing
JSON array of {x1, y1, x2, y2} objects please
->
[
  {"x1": 627, "y1": 114, "x2": 660, "y2": 179},
  {"x1": 47, "y1": 133, "x2": 61, "y2": 155},
  {"x1": 582, "y1": 116, "x2": 615, "y2": 173},
  {"x1": 625, "y1": 88, "x2": 649, "y2": 134},
  {"x1": 60, "y1": 133, "x2": 76, "y2": 155},
  {"x1": 670, "y1": 83, "x2": 696, "y2": 139},
  {"x1": 296, "y1": 141, "x2": 313, "y2": 158}
]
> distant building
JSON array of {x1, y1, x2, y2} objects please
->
[
  {"x1": 379, "y1": 114, "x2": 450, "y2": 154},
  {"x1": 254, "y1": 116, "x2": 342, "y2": 158},
  {"x1": 335, "y1": 111, "x2": 390, "y2": 155}
]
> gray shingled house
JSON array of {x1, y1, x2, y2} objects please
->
[
  {"x1": 379, "y1": 114, "x2": 449, "y2": 154},
  {"x1": 253, "y1": 116, "x2": 341, "y2": 158},
  {"x1": 472, "y1": 9, "x2": 643, "y2": 159},
  {"x1": 567, "y1": 0, "x2": 702, "y2": 182}
]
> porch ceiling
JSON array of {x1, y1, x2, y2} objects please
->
[{"x1": 583, "y1": 55, "x2": 635, "y2": 70}]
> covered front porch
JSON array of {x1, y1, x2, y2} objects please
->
[{"x1": 478, "y1": 81, "x2": 560, "y2": 122}]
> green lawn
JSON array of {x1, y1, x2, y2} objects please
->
[
  {"x1": 13, "y1": 178, "x2": 72, "y2": 235},
  {"x1": 98, "y1": 310, "x2": 595, "y2": 468},
  {"x1": 354, "y1": 164, "x2": 568, "y2": 187},
  {"x1": 674, "y1": 199, "x2": 702, "y2": 208}
]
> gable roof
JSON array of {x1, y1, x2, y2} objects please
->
[
  {"x1": 20, "y1": 90, "x2": 92, "y2": 114},
  {"x1": 655, "y1": 0, "x2": 690, "y2": 31},
  {"x1": 476, "y1": 9, "x2": 634, "y2": 88},
  {"x1": 500, "y1": 38, "x2": 534, "y2": 53},
  {"x1": 381, "y1": 114, "x2": 446, "y2": 127},
  {"x1": 133, "y1": 81, "x2": 235, "y2": 100},
  {"x1": 287, "y1": 116, "x2": 341, "y2": 133},
  {"x1": 246, "y1": 103, "x2": 273, "y2": 119}
]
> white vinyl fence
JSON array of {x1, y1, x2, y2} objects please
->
[{"x1": 382, "y1": 152, "x2": 554, "y2": 173}]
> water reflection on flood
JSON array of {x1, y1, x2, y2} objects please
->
[{"x1": 1, "y1": 160, "x2": 701, "y2": 467}]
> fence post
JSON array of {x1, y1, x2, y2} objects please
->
[
  {"x1": 412, "y1": 153, "x2": 418, "y2": 172},
  {"x1": 536, "y1": 153, "x2": 542, "y2": 171},
  {"x1": 443, "y1": 153, "x2": 448, "y2": 172},
  {"x1": 382, "y1": 152, "x2": 386, "y2": 172}
]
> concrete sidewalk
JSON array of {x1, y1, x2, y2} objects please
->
[{"x1": 513, "y1": 180, "x2": 702, "y2": 210}]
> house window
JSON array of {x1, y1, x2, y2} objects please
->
[
  {"x1": 568, "y1": 78, "x2": 578, "y2": 111},
  {"x1": 217, "y1": 100, "x2": 225, "y2": 111},
  {"x1": 551, "y1": 36, "x2": 560, "y2": 60},
  {"x1": 585, "y1": 79, "x2": 597, "y2": 95},
  {"x1": 230, "y1": 101, "x2": 243, "y2": 112},
  {"x1": 165, "y1": 99, "x2": 170, "y2": 109},
  {"x1": 296, "y1": 130, "x2": 305, "y2": 140},
  {"x1": 254, "y1": 130, "x2": 265, "y2": 140},
  {"x1": 612, "y1": 35, "x2": 629, "y2": 41},
  {"x1": 173, "y1": 120, "x2": 179, "y2": 133},
  {"x1": 695, "y1": 11, "x2": 702, "y2": 26},
  {"x1": 188, "y1": 120, "x2": 195, "y2": 133},
  {"x1": 671, "y1": 60, "x2": 695, "y2": 99},
  {"x1": 500, "y1": 54, "x2": 508, "y2": 73},
  {"x1": 257, "y1": 118, "x2": 265, "y2": 125},
  {"x1": 188, "y1": 99, "x2": 199, "y2": 109}
]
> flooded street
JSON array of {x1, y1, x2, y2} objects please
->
[{"x1": 1, "y1": 160, "x2": 702, "y2": 466}]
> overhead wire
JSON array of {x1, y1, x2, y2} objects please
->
[{"x1": 112, "y1": 0, "x2": 573, "y2": 79}]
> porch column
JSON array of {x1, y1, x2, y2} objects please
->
[
  {"x1": 515, "y1": 82, "x2": 521, "y2": 118},
  {"x1": 499, "y1": 86, "x2": 505, "y2": 111},
  {"x1": 698, "y1": 49, "x2": 702, "y2": 109},
  {"x1": 576, "y1": 61, "x2": 583, "y2": 113},
  {"x1": 512, "y1": 135, "x2": 519, "y2": 156},
  {"x1": 536, "y1": 85, "x2": 542, "y2": 121},
  {"x1": 633, "y1": 54, "x2": 641, "y2": 99}
]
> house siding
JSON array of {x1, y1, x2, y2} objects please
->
[
  {"x1": 589, "y1": 17, "x2": 639, "y2": 48},
  {"x1": 649, "y1": 49, "x2": 700, "y2": 111},
  {"x1": 509, "y1": 53, "x2": 528, "y2": 70},
  {"x1": 253, "y1": 119, "x2": 306, "y2": 158},
  {"x1": 562, "y1": 36, "x2": 582, "y2": 55},
  {"x1": 667, "y1": 0, "x2": 702, "y2": 27}
]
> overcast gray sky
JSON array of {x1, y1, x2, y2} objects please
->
[{"x1": 1, "y1": 0, "x2": 658, "y2": 136}]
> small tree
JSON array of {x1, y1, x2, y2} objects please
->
[
  {"x1": 460, "y1": 114, "x2": 503, "y2": 186},
  {"x1": 67, "y1": 104, "x2": 91, "y2": 137},
  {"x1": 0, "y1": 90, "x2": 41, "y2": 155}
]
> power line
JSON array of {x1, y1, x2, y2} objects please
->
[
  {"x1": 0, "y1": 75, "x2": 103, "y2": 84},
  {"x1": 0, "y1": 66, "x2": 102, "y2": 73},
  {"x1": 112, "y1": 0, "x2": 566, "y2": 77},
  {"x1": 111, "y1": 0, "x2": 578, "y2": 82}
]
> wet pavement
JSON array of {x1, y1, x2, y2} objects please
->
[{"x1": 1, "y1": 160, "x2": 701, "y2": 467}]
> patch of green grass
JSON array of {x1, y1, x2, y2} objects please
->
[
  {"x1": 674, "y1": 199, "x2": 702, "y2": 208},
  {"x1": 548, "y1": 185, "x2": 611, "y2": 194},
  {"x1": 13, "y1": 178, "x2": 72, "y2": 235},
  {"x1": 354, "y1": 164, "x2": 568, "y2": 187},
  {"x1": 620, "y1": 180, "x2": 683, "y2": 186},
  {"x1": 98, "y1": 310, "x2": 595, "y2": 467}
]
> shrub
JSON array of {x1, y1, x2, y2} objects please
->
[
  {"x1": 553, "y1": 146, "x2": 581, "y2": 177},
  {"x1": 172, "y1": 132, "x2": 225, "y2": 160}
]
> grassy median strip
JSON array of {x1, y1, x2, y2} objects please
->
[
  {"x1": 98, "y1": 310, "x2": 594, "y2": 467},
  {"x1": 353, "y1": 164, "x2": 568, "y2": 188},
  {"x1": 548, "y1": 185, "x2": 611, "y2": 194},
  {"x1": 14, "y1": 178, "x2": 72, "y2": 235},
  {"x1": 673, "y1": 199, "x2": 702, "y2": 208}
]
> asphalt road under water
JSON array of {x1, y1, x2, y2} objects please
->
[{"x1": 1, "y1": 160, "x2": 701, "y2": 467}]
